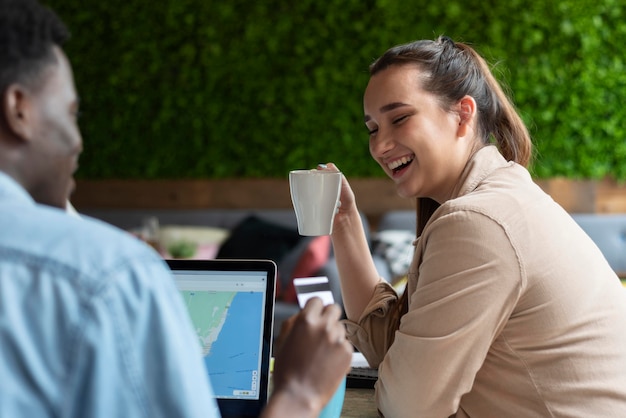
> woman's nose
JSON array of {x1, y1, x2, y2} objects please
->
[{"x1": 370, "y1": 131, "x2": 394, "y2": 157}]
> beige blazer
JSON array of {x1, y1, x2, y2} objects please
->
[{"x1": 345, "y1": 146, "x2": 626, "y2": 417}]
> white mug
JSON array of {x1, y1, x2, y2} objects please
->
[{"x1": 289, "y1": 170, "x2": 342, "y2": 236}]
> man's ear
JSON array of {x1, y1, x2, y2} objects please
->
[
  {"x1": 2, "y1": 84, "x2": 34, "y2": 142},
  {"x1": 456, "y1": 95, "x2": 477, "y2": 138}
]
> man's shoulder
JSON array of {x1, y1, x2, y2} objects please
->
[{"x1": 0, "y1": 203, "x2": 165, "y2": 288}]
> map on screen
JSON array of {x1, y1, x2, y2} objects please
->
[{"x1": 180, "y1": 290, "x2": 264, "y2": 399}]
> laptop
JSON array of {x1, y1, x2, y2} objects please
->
[{"x1": 167, "y1": 259, "x2": 276, "y2": 418}]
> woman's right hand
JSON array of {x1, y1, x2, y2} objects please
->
[
  {"x1": 316, "y1": 163, "x2": 380, "y2": 321},
  {"x1": 317, "y1": 163, "x2": 359, "y2": 231}
]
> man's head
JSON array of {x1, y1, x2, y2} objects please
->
[{"x1": 0, "y1": 0, "x2": 82, "y2": 209}]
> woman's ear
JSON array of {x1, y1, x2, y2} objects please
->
[
  {"x1": 456, "y1": 95, "x2": 477, "y2": 138},
  {"x1": 2, "y1": 84, "x2": 34, "y2": 142}
]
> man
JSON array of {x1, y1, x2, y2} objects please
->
[{"x1": 0, "y1": 1, "x2": 352, "y2": 416}]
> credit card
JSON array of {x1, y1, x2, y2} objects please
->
[{"x1": 293, "y1": 276, "x2": 334, "y2": 308}]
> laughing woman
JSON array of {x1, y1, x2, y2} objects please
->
[{"x1": 322, "y1": 36, "x2": 626, "y2": 417}]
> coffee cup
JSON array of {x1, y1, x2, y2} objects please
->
[
  {"x1": 289, "y1": 170, "x2": 342, "y2": 236},
  {"x1": 318, "y1": 376, "x2": 346, "y2": 418}
]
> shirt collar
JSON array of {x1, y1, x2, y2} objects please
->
[
  {"x1": 0, "y1": 170, "x2": 36, "y2": 206},
  {"x1": 449, "y1": 145, "x2": 513, "y2": 200}
]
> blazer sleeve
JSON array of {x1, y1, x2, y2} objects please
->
[
  {"x1": 377, "y1": 210, "x2": 522, "y2": 417},
  {"x1": 343, "y1": 281, "x2": 407, "y2": 367}
]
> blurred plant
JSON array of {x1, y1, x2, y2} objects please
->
[
  {"x1": 49, "y1": 0, "x2": 626, "y2": 181},
  {"x1": 168, "y1": 240, "x2": 198, "y2": 259}
]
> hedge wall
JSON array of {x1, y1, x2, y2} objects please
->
[{"x1": 46, "y1": 0, "x2": 626, "y2": 180}]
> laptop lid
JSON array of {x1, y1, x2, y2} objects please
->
[{"x1": 167, "y1": 259, "x2": 276, "y2": 418}]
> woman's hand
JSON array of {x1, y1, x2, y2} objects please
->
[
  {"x1": 315, "y1": 163, "x2": 382, "y2": 321},
  {"x1": 317, "y1": 163, "x2": 359, "y2": 232}
]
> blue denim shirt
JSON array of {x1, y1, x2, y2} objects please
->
[{"x1": 0, "y1": 172, "x2": 220, "y2": 417}]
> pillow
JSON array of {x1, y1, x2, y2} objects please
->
[
  {"x1": 371, "y1": 230, "x2": 415, "y2": 282},
  {"x1": 281, "y1": 235, "x2": 332, "y2": 303}
]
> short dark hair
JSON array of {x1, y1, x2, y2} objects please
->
[{"x1": 0, "y1": 0, "x2": 70, "y2": 94}]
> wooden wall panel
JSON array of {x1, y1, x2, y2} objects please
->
[
  {"x1": 596, "y1": 179, "x2": 626, "y2": 213},
  {"x1": 72, "y1": 178, "x2": 416, "y2": 213},
  {"x1": 72, "y1": 177, "x2": 626, "y2": 216}
]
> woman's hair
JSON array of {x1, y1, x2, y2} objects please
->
[{"x1": 369, "y1": 36, "x2": 532, "y2": 235}]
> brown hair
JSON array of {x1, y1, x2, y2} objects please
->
[{"x1": 369, "y1": 36, "x2": 532, "y2": 235}]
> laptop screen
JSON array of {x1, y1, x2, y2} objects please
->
[{"x1": 167, "y1": 259, "x2": 276, "y2": 418}]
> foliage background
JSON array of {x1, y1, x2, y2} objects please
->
[{"x1": 46, "y1": 0, "x2": 626, "y2": 180}]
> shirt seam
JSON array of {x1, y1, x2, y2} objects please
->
[{"x1": 500, "y1": 333, "x2": 556, "y2": 418}]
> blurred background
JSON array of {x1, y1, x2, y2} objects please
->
[{"x1": 46, "y1": 0, "x2": 626, "y2": 182}]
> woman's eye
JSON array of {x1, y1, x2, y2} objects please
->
[
  {"x1": 366, "y1": 126, "x2": 378, "y2": 135},
  {"x1": 393, "y1": 115, "x2": 408, "y2": 124}
]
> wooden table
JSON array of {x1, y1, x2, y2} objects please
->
[{"x1": 341, "y1": 387, "x2": 378, "y2": 417}]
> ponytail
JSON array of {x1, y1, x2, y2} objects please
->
[{"x1": 458, "y1": 43, "x2": 532, "y2": 167}]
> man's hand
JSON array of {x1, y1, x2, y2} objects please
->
[{"x1": 264, "y1": 298, "x2": 352, "y2": 417}]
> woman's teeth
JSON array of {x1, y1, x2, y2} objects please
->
[{"x1": 388, "y1": 156, "x2": 414, "y2": 171}]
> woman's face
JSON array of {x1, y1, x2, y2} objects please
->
[{"x1": 364, "y1": 64, "x2": 475, "y2": 203}]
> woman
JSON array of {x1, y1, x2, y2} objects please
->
[{"x1": 324, "y1": 36, "x2": 626, "y2": 417}]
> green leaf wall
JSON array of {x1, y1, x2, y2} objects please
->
[{"x1": 46, "y1": 0, "x2": 626, "y2": 180}]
